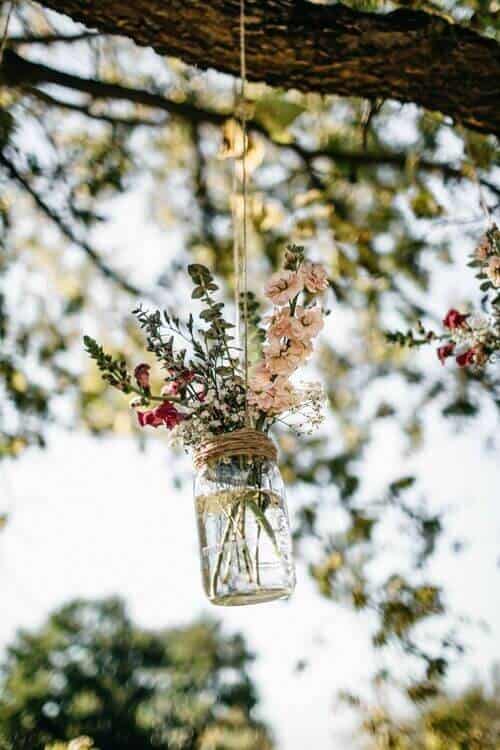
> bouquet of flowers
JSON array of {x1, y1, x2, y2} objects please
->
[
  {"x1": 388, "y1": 225, "x2": 500, "y2": 371},
  {"x1": 84, "y1": 244, "x2": 327, "y2": 447},
  {"x1": 84, "y1": 244, "x2": 329, "y2": 605}
]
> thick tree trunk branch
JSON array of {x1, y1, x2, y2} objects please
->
[
  {"x1": 3, "y1": 49, "x2": 499, "y2": 201},
  {"x1": 37, "y1": 0, "x2": 500, "y2": 136}
]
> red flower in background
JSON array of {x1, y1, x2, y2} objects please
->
[
  {"x1": 437, "y1": 343, "x2": 455, "y2": 365},
  {"x1": 134, "y1": 363, "x2": 151, "y2": 389},
  {"x1": 456, "y1": 348, "x2": 476, "y2": 367},
  {"x1": 137, "y1": 401, "x2": 184, "y2": 429},
  {"x1": 442, "y1": 309, "x2": 468, "y2": 330}
]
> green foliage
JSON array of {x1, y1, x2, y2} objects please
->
[
  {"x1": 0, "y1": 598, "x2": 272, "y2": 750},
  {"x1": 359, "y1": 677, "x2": 500, "y2": 749},
  {"x1": 83, "y1": 337, "x2": 132, "y2": 394}
]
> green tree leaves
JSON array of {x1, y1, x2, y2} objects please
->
[{"x1": 0, "y1": 598, "x2": 271, "y2": 750}]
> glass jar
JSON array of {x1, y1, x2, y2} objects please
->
[{"x1": 194, "y1": 455, "x2": 295, "y2": 606}]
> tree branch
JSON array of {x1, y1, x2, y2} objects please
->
[
  {"x1": 10, "y1": 31, "x2": 100, "y2": 46},
  {"x1": 3, "y1": 50, "x2": 499, "y2": 201},
  {"x1": 291, "y1": 141, "x2": 500, "y2": 201},
  {"x1": 0, "y1": 151, "x2": 141, "y2": 296},
  {"x1": 26, "y1": 86, "x2": 168, "y2": 128},
  {"x1": 37, "y1": 0, "x2": 500, "y2": 136},
  {"x1": 2, "y1": 49, "x2": 225, "y2": 124}
]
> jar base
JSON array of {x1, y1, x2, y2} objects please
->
[{"x1": 209, "y1": 586, "x2": 293, "y2": 607}]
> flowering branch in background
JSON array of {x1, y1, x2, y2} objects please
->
[
  {"x1": 84, "y1": 245, "x2": 328, "y2": 450},
  {"x1": 387, "y1": 225, "x2": 500, "y2": 371}
]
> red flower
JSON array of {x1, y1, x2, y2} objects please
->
[
  {"x1": 134, "y1": 363, "x2": 151, "y2": 389},
  {"x1": 162, "y1": 369, "x2": 196, "y2": 398},
  {"x1": 437, "y1": 343, "x2": 455, "y2": 365},
  {"x1": 137, "y1": 401, "x2": 184, "y2": 429},
  {"x1": 456, "y1": 348, "x2": 476, "y2": 367},
  {"x1": 179, "y1": 369, "x2": 195, "y2": 384},
  {"x1": 442, "y1": 309, "x2": 468, "y2": 330}
]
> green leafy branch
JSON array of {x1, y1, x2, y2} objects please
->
[{"x1": 83, "y1": 335, "x2": 132, "y2": 393}]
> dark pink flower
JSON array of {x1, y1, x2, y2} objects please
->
[
  {"x1": 134, "y1": 363, "x2": 151, "y2": 389},
  {"x1": 456, "y1": 348, "x2": 476, "y2": 367},
  {"x1": 137, "y1": 409, "x2": 162, "y2": 428},
  {"x1": 442, "y1": 309, "x2": 468, "y2": 330},
  {"x1": 437, "y1": 343, "x2": 455, "y2": 365},
  {"x1": 137, "y1": 401, "x2": 184, "y2": 430},
  {"x1": 179, "y1": 369, "x2": 195, "y2": 384}
]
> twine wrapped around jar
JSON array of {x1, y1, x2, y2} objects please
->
[{"x1": 193, "y1": 428, "x2": 277, "y2": 470}]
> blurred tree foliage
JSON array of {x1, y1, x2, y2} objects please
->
[
  {"x1": 356, "y1": 672, "x2": 500, "y2": 748},
  {"x1": 0, "y1": 0, "x2": 498, "y2": 715},
  {"x1": 0, "y1": 598, "x2": 272, "y2": 750}
]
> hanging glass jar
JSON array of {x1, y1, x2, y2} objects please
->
[{"x1": 193, "y1": 429, "x2": 295, "y2": 606}]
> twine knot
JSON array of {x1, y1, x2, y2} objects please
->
[{"x1": 193, "y1": 428, "x2": 277, "y2": 470}]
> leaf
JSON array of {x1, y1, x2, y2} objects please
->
[
  {"x1": 442, "y1": 399, "x2": 478, "y2": 418},
  {"x1": 191, "y1": 287, "x2": 204, "y2": 299},
  {"x1": 390, "y1": 476, "x2": 416, "y2": 496},
  {"x1": 254, "y1": 94, "x2": 305, "y2": 141},
  {"x1": 199, "y1": 309, "x2": 217, "y2": 321},
  {"x1": 188, "y1": 264, "x2": 211, "y2": 280}
]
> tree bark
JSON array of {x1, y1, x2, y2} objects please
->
[{"x1": 37, "y1": 0, "x2": 500, "y2": 137}]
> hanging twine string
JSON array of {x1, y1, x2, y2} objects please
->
[
  {"x1": 0, "y1": 1, "x2": 15, "y2": 63},
  {"x1": 194, "y1": 3, "x2": 279, "y2": 469},
  {"x1": 238, "y1": 0, "x2": 250, "y2": 425},
  {"x1": 193, "y1": 427, "x2": 277, "y2": 469},
  {"x1": 231, "y1": 80, "x2": 241, "y2": 348}
]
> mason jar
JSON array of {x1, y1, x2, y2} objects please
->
[{"x1": 194, "y1": 454, "x2": 295, "y2": 606}]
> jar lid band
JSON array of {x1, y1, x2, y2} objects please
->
[{"x1": 193, "y1": 428, "x2": 278, "y2": 469}]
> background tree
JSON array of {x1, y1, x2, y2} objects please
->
[
  {"x1": 0, "y1": 598, "x2": 272, "y2": 750},
  {"x1": 355, "y1": 671, "x2": 500, "y2": 748},
  {"x1": 0, "y1": 0, "x2": 498, "y2": 719}
]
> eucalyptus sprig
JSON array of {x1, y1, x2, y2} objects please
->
[{"x1": 83, "y1": 336, "x2": 132, "y2": 393}]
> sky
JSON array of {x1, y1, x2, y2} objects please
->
[{"x1": 1, "y1": 11, "x2": 500, "y2": 748}]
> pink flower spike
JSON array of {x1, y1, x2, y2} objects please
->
[
  {"x1": 264, "y1": 270, "x2": 303, "y2": 306},
  {"x1": 300, "y1": 262, "x2": 329, "y2": 294},
  {"x1": 294, "y1": 305, "x2": 324, "y2": 340},
  {"x1": 442, "y1": 309, "x2": 468, "y2": 330},
  {"x1": 437, "y1": 343, "x2": 455, "y2": 365}
]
